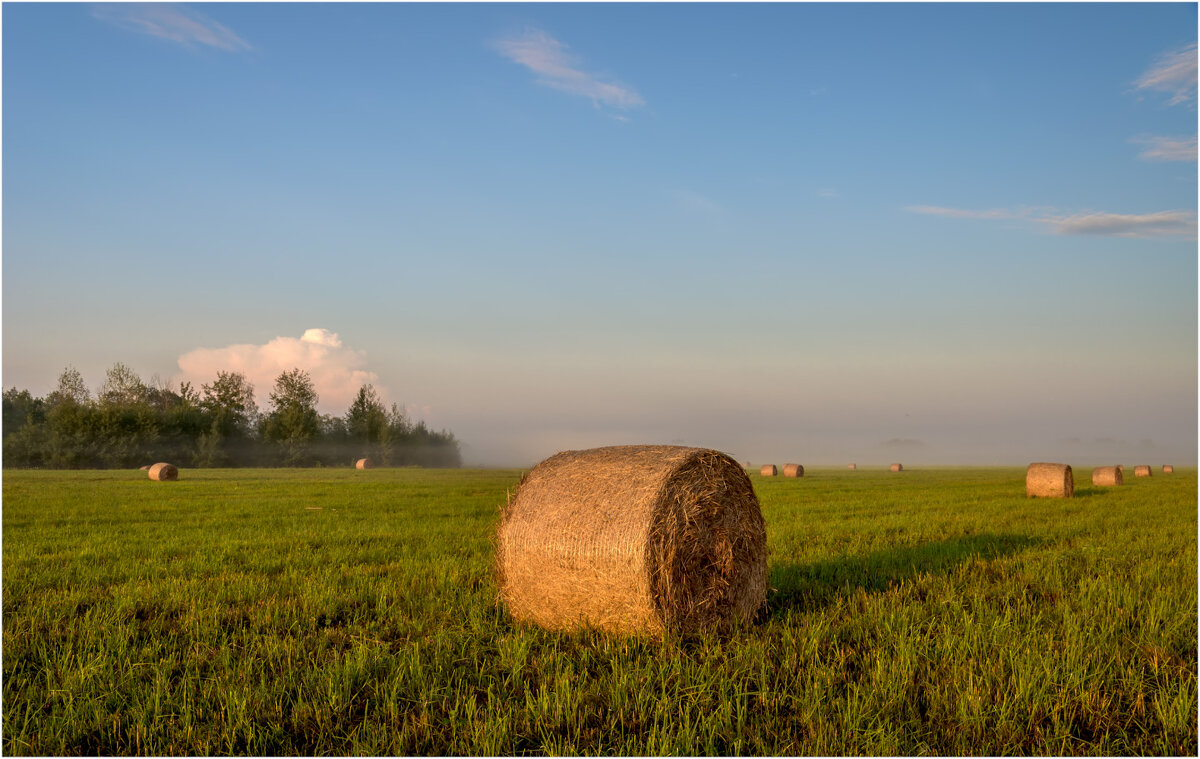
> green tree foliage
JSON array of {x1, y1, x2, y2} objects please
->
[{"x1": 262, "y1": 369, "x2": 320, "y2": 466}]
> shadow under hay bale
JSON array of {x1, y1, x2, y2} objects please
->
[
  {"x1": 355, "y1": 458, "x2": 374, "y2": 470},
  {"x1": 495, "y1": 445, "x2": 768, "y2": 637},
  {"x1": 1026, "y1": 462, "x2": 1073, "y2": 498},
  {"x1": 782, "y1": 463, "x2": 804, "y2": 478},
  {"x1": 760, "y1": 464, "x2": 777, "y2": 476},
  {"x1": 148, "y1": 463, "x2": 178, "y2": 481},
  {"x1": 1091, "y1": 466, "x2": 1123, "y2": 487},
  {"x1": 1134, "y1": 465, "x2": 1152, "y2": 478}
]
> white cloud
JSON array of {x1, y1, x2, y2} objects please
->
[
  {"x1": 176, "y1": 329, "x2": 381, "y2": 413},
  {"x1": 1131, "y1": 134, "x2": 1198, "y2": 161},
  {"x1": 1134, "y1": 42, "x2": 1197, "y2": 105},
  {"x1": 907, "y1": 204, "x2": 1197, "y2": 239},
  {"x1": 494, "y1": 29, "x2": 644, "y2": 111},
  {"x1": 92, "y1": 3, "x2": 251, "y2": 51}
]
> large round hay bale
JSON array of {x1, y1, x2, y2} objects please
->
[
  {"x1": 148, "y1": 463, "x2": 178, "y2": 482},
  {"x1": 760, "y1": 464, "x2": 777, "y2": 476},
  {"x1": 847, "y1": 463, "x2": 857, "y2": 470},
  {"x1": 355, "y1": 458, "x2": 374, "y2": 470},
  {"x1": 889, "y1": 463, "x2": 903, "y2": 472},
  {"x1": 495, "y1": 445, "x2": 768, "y2": 637},
  {"x1": 1162, "y1": 465, "x2": 1174, "y2": 474},
  {"x1": 1026, "y1": 462, "x2": 1073, "y2": 497},
  {"x1": 782, "y1": 463, "x2": 804, "y2": 478},
  {"x1": 1091, "y1": 466, "x2": 1123, "y2": 487},
  {"x1": 1134, "y1": 465, "x2": 1152, "y2": 478}
]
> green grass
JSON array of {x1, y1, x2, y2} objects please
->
[{"x1": 3, "y1": 466, "x2": 1196, "y2": 755}]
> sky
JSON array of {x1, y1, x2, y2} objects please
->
[{"x1": 3, "y1": 2, "x2": 1197, "y2": 467}]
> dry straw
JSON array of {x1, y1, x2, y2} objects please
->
[
  {"x1": 148, "y1": 463, "x2": 178, "y2": 482},
  {"x1": 495, "y1": 445, "x2": 768, "y2": 637},
  {"x1": 1091, "y1": 466, "x2": 1123, "y2": 487},
  {"x1": 1134, "y1": 465, "x2": 1152, "y2": 478},
  {"x1": 1026, "y1": 462, "x2": 1073, "y2": 498},
  {"x1": 1162, "y1": 465, "x2": 1174, "y2": 474},
  {"x1": 760, "y1": 465, "x2": 777, "y2": 476},
  {"x1": 782, "y1": 463, "x2": 804, "y2": 478},
  {"x1": 890, "y1": 463, "x2": 903, "y2": 472},
  {"x1": 355, "y1": 458, "x2": 374, "y2": 470}
]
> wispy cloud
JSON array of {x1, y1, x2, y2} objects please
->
[
  {"x1": 93, "y1": 3, "x2": 251, "y2": 51},
  {"x1": 494, "y1": 29, "x2": 644, "y2": 111},
  {"x1": 907, "y1": 204, "x2": 1197, "y2": 239},
  {"x1": 1134, "y1": 42, "x2": 1197, "y2": 105},
  {"x1": 1130, "y1": 134, "x2": 1198, "y2": 161}
]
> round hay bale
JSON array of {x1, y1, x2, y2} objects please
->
[
  {"x1": 847, "y1": 463, "x2": 857, "y2": 470},
  {"x1": 1026, "y1": 462, "x2": 1073, "y2": 498},
  {"x1": 889, "y1": 463, "x2": 903, "y2": 472},
  {"x1": 1162, "y1": 465, "x2": 1174, "y2": 474},
  {"x1": 355, "y1": 458, "x2": 374, "y2": 470},
  {"x1": 782, "y1": 463, "x2": 804, "y2": 478},
  {"x1": 1091, "y1": 466, "x2": 1123, "y2": 487},
  {"x1": 1134, "y1": 465, "x2": 1152, "y2": 478},
  {"x1": 139, "y1": 465, "x2": 151, "y2": 471},
  {"x1": 495, "y1": 445, "x2": 768, "y2": 637},
  {"x1": 148, "y1": 463, "x2": 178, "y2": 482},
  {"x1": 759, "y1": 464, "x2": 777, "y2": 476}
]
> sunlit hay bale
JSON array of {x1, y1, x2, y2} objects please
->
[
  {"x1": 139, "y1": 465, "x2": 151, "y2": 471},
  {"x1": 355, "y1": 458, "x2": 374, "y2": 470},
  {"x1": 890, "y1": 463, "x2": 903, "y2": 472},
  {"x1": 1134, "y1": 465, "x2": 1152, "y2": 478},
  {"x1": 148, "y1": 463, "x2": 178, "y2": 482},
  {"x1": 1026, "y1": 462, "x2": 1073, "y2": 498},
  {"x1": 782, "y1": 463, "x2": 804, "y2": 478},
  {"x1": 1091, "y1": 466, "x2": 1123, "y2": 487},
  {"x1": 760, "y1": 465, "x2": 777, "y2": 476},
  {"x1": 847, "y1": 463, "x2": 857, "y2": 470},
  {"x1": 495, "y1": 445, "x2": 768, "y2": 637},
  {"x1": 1162, "y1": 465, "x2": 1174, "y2": 474}
]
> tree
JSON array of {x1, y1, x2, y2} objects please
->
[
  {"x1": 46, "y1": 367, "x2": 90, "y2": 407},
  {"x1": 262, "y1": 368, "x2": 319, "y2": 466},
  {"x1": 98, "y1": 362, "x2": 149, "y2": 407},
  {"x1": 201, "y1": 371, "x2": 258, "y2": 439},
  {"x1": 345, "y1": 384, "x2": 387, "y2": 451}
]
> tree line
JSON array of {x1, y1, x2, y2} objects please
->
[{"x1": 2, "y1": 364, "x2": 461, "y2": 469}]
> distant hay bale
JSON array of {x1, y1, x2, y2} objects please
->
[
  {"x1": 148, "y1": 463, "x2": 178, "y2": 482},
  {"x1": 1134, "y1": 465, "x2": 1152, "y2": 478},
  {"x1": 1162, "y1": 465, "x2": 1174, "y2": 474},
  {"x1": 355, "y1": 458, "x2": 374, "y2": 470},
  {"x1": 889, "y1": 463, "x2": 903, "y2": 472},
  {"x1": 495, "y1": 445, "x2": 768, "y2": 637},
  {"x1": 847, "y1": 463, "x2": 856, "y2": 470},
  {"x1": 1026, "y1": 462, "x2": 1073, "y2": 498},
  {"x1": 782, "y1": 463, "x2": 804, "y2": 478},
  {"x1": 139, "y1": 465, "x2": 151, "y2": 471},
  {"x1": 760, "y1": 464, "x2": 777, "y2": 476},
  {"x1": 1091, "y1": 466, "x2": 1123, "y2": 487}
]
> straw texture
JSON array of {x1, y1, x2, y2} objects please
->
[
  {"x1": 495, "y1": 445, "x2": 768, "y2": 637},
  {"x1": 1134, "y1": 465, "x2": 1152, "y2": 478},
  {"x1": 890, "y1": 463, "x2": 903, "y2": 472},
  {"x1": 760, "y1": 465, "x2": 777, "y2": 476},
  {"x1": 1091, "y1": 466, "x2": 1123, "y2": 487},
  {"x1": 782, "y1": 464, "x2": 804, "y2": 478},
  {"x1": 355, "y1": 458, "x2": 374, "y2": 470},
  {"x1": 148, "y1": 463, "x2": 178, "y2": 482},
  {"x1": 1026, "y1": 462, "x2": 1073, "y2": 498}
]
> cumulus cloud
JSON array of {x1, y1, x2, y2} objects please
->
[
  {"x1": 92, "y1": 3, "x2": 252, "y2": 51},
  {"x1": 1134, "y1": 42, "x2": 1197, "y2": 105},
  {"x1": 176, "y1": 329, "x2": 381, "y2": 413},
  {"x1": 1130, "y1": 134, "x2": 1198, "y2": 161},
  {"x1": 907, "y1": 204, "x2": 1196, "y2": 239},
  {"x1": 494, "y1": 28, "x2": 644, "y2": 111}
]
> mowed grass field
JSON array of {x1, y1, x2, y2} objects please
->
[{"x1": 3, "y1": 465, "x2": 1196, "y2": 755}]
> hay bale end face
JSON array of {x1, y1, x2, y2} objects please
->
[
  {"x1": 495, "y1": 445, "x2": 768, "y2": 637},
  {"x1": 148, "y1": 463, "x2": 178, "y2": 482},
  {"x1": 1091, "y1": 466, "x2": 1123, "y2": 487},
  {"x1": 760, "y1": 464, "x2": 777, "y2": 476},
  {"x1": 889, "y1": 463, "x2": 903, "y2": 472},
  {"x1": 782, "y1": 463, "x2": 804, "y2": 478},
  {"x1": 1162, "y1": 465, "x2": 1174, "y2": 474},
  {"x1": 355, "y1": 458, "x2": 374, "y2": 470},
  {"x1": 1026, "y1": 462, "x2": 1073, "y2": 498},
  {"x1": 1134, "y1": 465, "x2": 1152, "y2": 478}
]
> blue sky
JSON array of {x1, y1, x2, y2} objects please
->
[{"x1": 3, "y1": 2, "x2": 1196, "y2": 465}]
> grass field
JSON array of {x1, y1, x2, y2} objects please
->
[{"x1": 3, "y1": 465, "x2": 1196, "y2": 755}]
